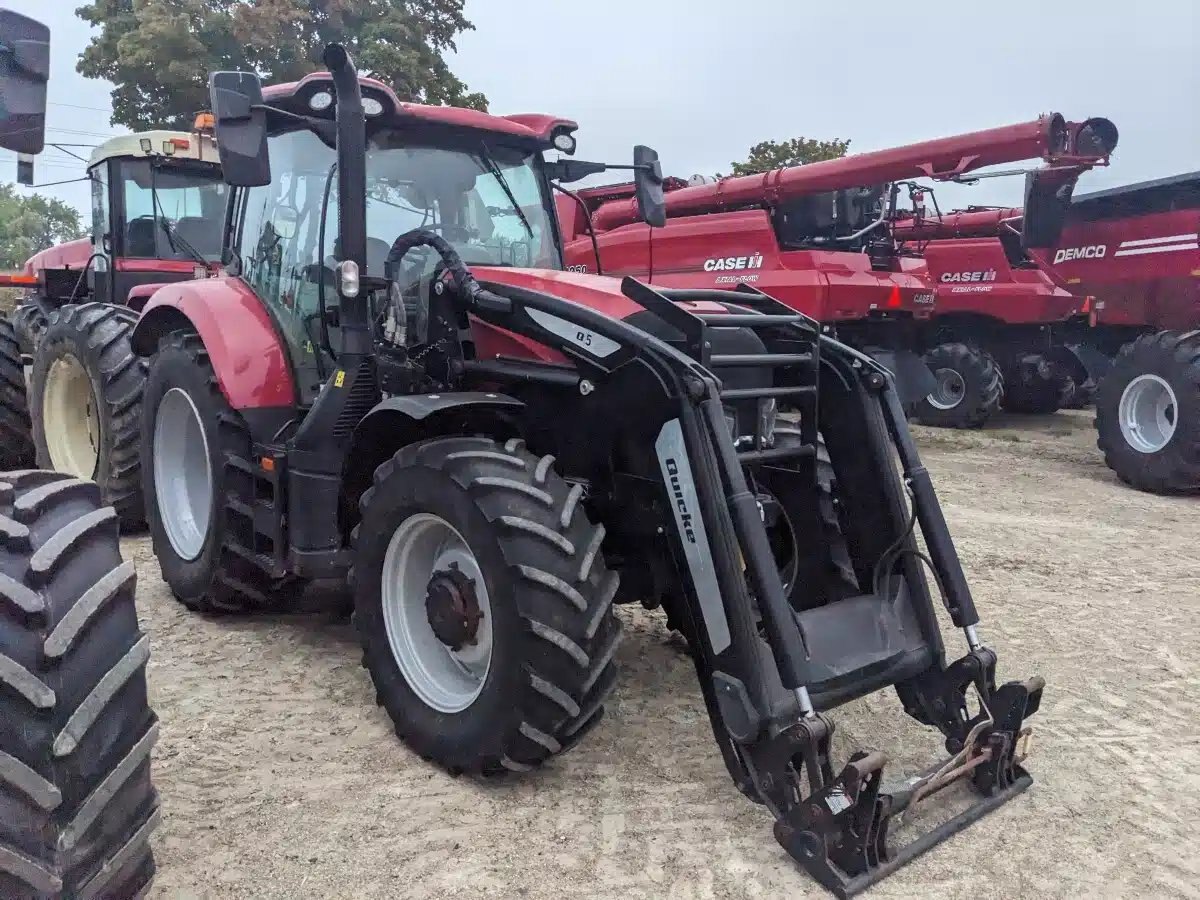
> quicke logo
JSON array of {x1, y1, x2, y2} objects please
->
[{"x1": 665, "y1": 458, "x2": 697, "y2": 544}]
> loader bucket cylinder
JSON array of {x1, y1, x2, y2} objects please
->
[{"x1": 0, "y1": 9, "x2": 49, "y2": 155}]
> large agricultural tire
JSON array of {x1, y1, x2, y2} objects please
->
[
  {"x1": 12, "y1": 300, "x2": 50, "y2": 356},
  {"x1": 1059, "y1": 375, "x2": 1096, "y2": 410},
  {"x1": 1095, "y1": 331, "x2": 1200, "y2": 494},
  {"x1": 353, "y1": 435, "x2": 622, "y2": 775},
  {"x1": 0, "y1": 470, "x2": 159, "y2": 898},
  {"x1": 913, "y1": 343, "x2": 1002, "y2": 429},
  {"x1": 0, "y1": 314, "x2": 35, "y2": 470},
  {"x1": 30, "y1": 304, "x2": 147, "y2": 528},
  {"x1": 1000, "y1": 358, "x2": 1068, "y2": 415},
  {"x1": 141, "y1": 331, "x2": 291, "y2": 613}
]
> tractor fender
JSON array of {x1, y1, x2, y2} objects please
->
[
  {"x1": 130, "y1": 275, "x2": 297, "y2": 409},
  {"x1": 864, "y1": 347, "x2": 938, "y2": 407}
]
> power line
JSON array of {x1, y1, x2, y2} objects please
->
[{"x1": 49, "y1": 101, "x2": 113, "y2": 114}]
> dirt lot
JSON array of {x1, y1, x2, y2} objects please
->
[{"x1": 131, "y1": 409, "x2": 1198, "y2": 900}]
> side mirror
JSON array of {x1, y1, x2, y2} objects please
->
[
  {"x1": 1021, "y1": 170, "x2": 1071, "y2": 251},
  {"x1": 0, "y1": 10, "x2": 50, "y2": 155},
  {"x1": 209, "y1": 71, "x2": 271, "y2": 186},
  {"x1": 633, "y1": 145, "x2": 666, "y2": 228}
]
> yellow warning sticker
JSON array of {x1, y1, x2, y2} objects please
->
[{"x1": 333, "y1": 370, "x2": 345, "y2": 388}]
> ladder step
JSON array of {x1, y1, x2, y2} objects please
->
[{"x1": 711, "y1": 353, "x2": 813, "y2": 367}]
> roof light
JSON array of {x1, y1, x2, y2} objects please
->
[
  {"x1": 309, "y1": 90, "x2": 333, "y2": 112},
  {"x1": 162, "y1": 141, "x2": 176, "y2": 155},
  {"x1": 194, "y1": 113, "x2": 215, "y2": 133},
  {"x1": 139, "y1": 138, "x2": 153, "y2": 153},
  {"x1": 338, "y1": 260, "x2": 360, "y2": 298},
  {"x1": 363, "y1": 97, "x2": 384, "y2": 117},
  {"x1": 552, "y1": 132, "x2": 576, "y2": 154}
]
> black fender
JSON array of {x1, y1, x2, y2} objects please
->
[
  {"x1": 864, "y1": 347, "x2": 938, "y2": 407},
  {"x1": 1046, "y1": 343, "x2": 1113, "y2": 384}
]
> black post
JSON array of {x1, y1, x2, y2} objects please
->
[{"x1": 323, "y1": 43, "x2": 369, "y2": 356}]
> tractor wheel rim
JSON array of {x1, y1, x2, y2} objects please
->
[
  {"x1": 42, "y1": 353, "x2": 100, "y2": 478},
  {"x1": 927, "y1": 367, "x2": 967, "y2": 411},
  {"x1": 382, "y1": 513, "x2": 493, "y2": 714},
  {"x1": 1118, "y1": 374, "x2": 1177, "y2": 454},
  {"x1": 153, "y1": 387, "x2": 213, "y2": 561}
]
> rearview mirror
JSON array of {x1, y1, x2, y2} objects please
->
[
  {"x1": 209, "y1": 71, "x2": 271, "y2": 186},
  {"x1": 633, "y1": 145, "x2": 666, "y2": 228},
  {"x1": 0, "y1": 10, "x2": 50, "y2": 155},
  {"x1": 1021, "y1": 170, "x2": 1071, "y2": 250}
]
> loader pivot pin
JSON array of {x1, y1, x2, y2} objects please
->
[{"x1": 424, "y1": 564, "x2": 483, "y2": 651}]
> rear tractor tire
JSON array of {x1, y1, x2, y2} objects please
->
[
  {"x1": 12, "y1": 300, "x2": 50, "y2": 356},
  {"x1": 141, "y1": 331, "x2": 293, "y2": 613},
  {"x1": 0, "y1": 471, "x2": 159, "y2": 898},
  {"x1": 0, "y1": 313, "x2": 34, "y2": 469},
  {"x1": 30, "y1": 304, "x2": 147, "y2": 528},
  {"x1": 353, "y1": 436, "x2": 622, "y2": 774},
  {"x1": 1095, "y1": 331, "x2": 1200, "y2": 494},
  {"x1": 914, "y1": 342, "x2": 1002, "y2": 429}
]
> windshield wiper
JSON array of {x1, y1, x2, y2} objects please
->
[
  {"x1": 477, "y1": 143, "x2": 533, "y2": 241},
  {"x1": 150, "y1": 172, "x2": 208, "y2": 267}
]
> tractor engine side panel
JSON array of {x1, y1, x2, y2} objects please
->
[{"x1": 131, "y1": 275, "x2": 297, "y2": 409}]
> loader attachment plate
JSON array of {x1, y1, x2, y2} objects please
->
[{"x1": 767, "y1": 675, "x2": 1044, "y2": 898}]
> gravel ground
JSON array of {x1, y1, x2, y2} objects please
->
[{"x1": 131, "y1": 409, "x2": 1198, "y2": 899}]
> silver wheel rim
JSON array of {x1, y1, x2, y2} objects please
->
[
  {"x1": 382, "y1": 514, "x2": 493, "y2": 713},
  {"x1": 153, "y1": 387, "x2": 213, "y2": 561},
  {"x1": 42, "y1": 353, "x2": 100, "y2": 478},
  {"x1": 1118, "y1": 374, "x2": 1177, "y2": 454},
  {"x1": 927, "y1": 367, "x2": 967, "y2": 410}
]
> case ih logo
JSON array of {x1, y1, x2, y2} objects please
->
[
  {"x1": 1054, "y1": 244, "x2": 1107, "y2": 264},
  {"x1": 939, "y1": 270, "x2": 997, "y2": 283},
  {"x1": 703, "y1": 254, "x2": 764, "y2": 272}
]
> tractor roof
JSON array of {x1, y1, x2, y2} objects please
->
[
  {"x1": 88, "y1": 130, "x2": 221, "y2": 169},
  {"x1": 262, "y1": 74, "x2": 577, "y2": 146}
]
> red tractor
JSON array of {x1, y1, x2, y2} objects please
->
[
  {"x1": 1032, "y1": 172, "x2": 1200, "y2": 492},
  {"x1": 0, "y1": 121, "x2": 225, "y2": 525},
  {"x1": 559, "y1": 115, "x2": 1117, "y2": 428},
  {"x1": 116, "y1": 46, "x2": 1044, "y2": 896}
]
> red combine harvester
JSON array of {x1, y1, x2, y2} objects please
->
[
  {"x1": 1034, "y1": 172, "x2": 1200, "y2": 492},
  {"x1": 558, "y1": 114, "x2": 1117, "y2": 426}
]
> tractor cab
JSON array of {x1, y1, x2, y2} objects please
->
[{"x1": 83, "y1": 123, "x2": 225, "y2": 305}]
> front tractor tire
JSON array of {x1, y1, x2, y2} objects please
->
[
  {"x1": 1095, "y1": 331, "x2": 1200, "y2": 494},
  {"x1": 0, "y1": 471, "x2": 159, "y2": 898},
  {"x1": 914, "y1": 342, "x2": 1002, "y2": 429},
  {"x1": 30, "y1": 304, "x2": 147, "y2": 528},
  {"x1": 0, "y1": 313, "x2": 35, "y2": 470},
  {"x1": 141, "y1": 331, "x2": 290, "y2": 613},
  {"x1": 353, "y1": 436, "x2": 622, "y2": 774}
]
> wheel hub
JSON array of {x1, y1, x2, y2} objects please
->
[
  {"x1": 424, "y1": 563, "x2": 483, "y2": 651},
  {"x1": 42, "y1": 352, "x2": 100, "y2": 478},
  {"x1": 927, "y1": 367, "x2": 966, "y2": 410},
  {"x1": 1118, "y1": 373, "x2": 1177, "y2": 454}
]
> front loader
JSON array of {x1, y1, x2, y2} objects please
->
[{"x1": 129, "y1": 47, "x2": 1043, "y2": 896}]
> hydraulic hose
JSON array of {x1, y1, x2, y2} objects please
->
[{"x1": 383, "y1": 229, "x2": 511, "y2": 313}]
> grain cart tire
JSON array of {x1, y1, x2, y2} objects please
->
[
  {"x1": 0, "y1": 470, "x2": 159, "y2": 899},
  {"x1": 353, "y1": 436, "x2": 622, "y2": 774},
  {"x1": 914, "y1": 343, "x2": 1002, "y2": 429},
  {"x1": 30, "y1": 304, "x2": 146, "y2": 528},
  {"x1": 12, "y1": 300, "x2": 49, "y2": 355},
  {"x1": 0, "y1": 314, "x2": 34, "y2": 469},
  {"x1": 141, "y1": 331, "x2": 293, "y2": 613},
  {"x1": 1095, "y1": 331, "x2": 1200, "y2": 494}
]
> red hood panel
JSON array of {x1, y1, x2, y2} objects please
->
[
  {"x1": 473, "y1": 267, "x2": 648, "y2": 320},
  {"x1": 24, "y1": 237, "x2": 92, "y2": 275}
]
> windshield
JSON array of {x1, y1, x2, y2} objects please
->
[{"x1": 116, "y1": 158, "x2": 226, "y2": 261}]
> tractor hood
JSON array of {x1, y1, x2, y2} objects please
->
[
  {"x1": 23, "y1": 236, "x2": 92, "y2": 275},
  {"x1": 473, "y1": 266, "x2": 651, "y2": 321}
]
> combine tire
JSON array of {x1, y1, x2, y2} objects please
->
[
  {"x1": 0, "y1": 471, "x2": 159, "y2": 898},
  {"x1": 30, "y1": 304, "x2": 146, "y2": 528},
  {"x1": 1000, "y1": 358, "x2": 1067, "y2": 415},
  {"x1": 914, "y1": 343, "x2": 1002, "y2": 429},
  {"x1": 353, "y1": 436, "x2": 622, "y2": 774},
  {"x1": 1095, "y1": 331, "x2": 1200, "y2": 494},
  {"x1": 141, "y1": 331, "x2": 290, "y2": 612},
  {"x1": 0, "y1": 314, "x2": 34, "y2": 469}
]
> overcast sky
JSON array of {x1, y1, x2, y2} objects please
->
[{"x1": 3, "y1": 0, "x2": 1197, "y2": 218}]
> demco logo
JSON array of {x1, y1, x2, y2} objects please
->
[
  {"x1": 703, "y1": 253, "x2": 764, "y2": 272},
  {"x1": 1054, "y1": 244, "x2": 1107, "y2": 264},
  {"x1": 939, "y1": 270, "x2": 997, "y2": 283}
]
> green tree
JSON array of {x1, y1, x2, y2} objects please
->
[
  {"x1": 729, "y1": 137, "x2": 852, "y2": 176},
  {"x1": 0, "y1": 183, "x2": 86, "y2": 270},
  {"x1": 75, "y1": 0, "x2": 488, "y2": 131}
]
